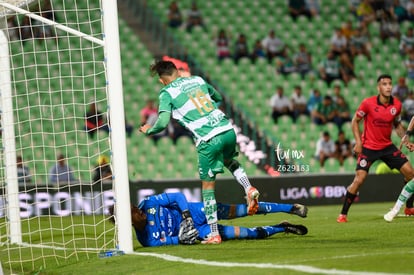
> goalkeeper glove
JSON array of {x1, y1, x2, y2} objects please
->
[{"x1": 178, "y1": 210, "x2": 199, "y2": 245}]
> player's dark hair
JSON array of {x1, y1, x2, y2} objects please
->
[
  {"x1": 149, "y1": 60, "x2": 177, "y2": 77},
  {"x1": 377, "y1": 74, "x2": 392, "y2": 83}
]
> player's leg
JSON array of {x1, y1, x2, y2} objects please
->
[
  {"x1": 405, "y1": 194, "x2": 414, "y2": 215},
  {"x1": 337, "y1": 147, "x2": 374, "y2": 223},
  {"x1": 200, "y1": 180, "x2": 221, "y2": 244},
  {"x1": 337, "y1": 169, "x2": 368, "y2": 222},
  {"x1": 400, "y1": 178, "x2": 414, "y2": 215},
  {"x1": 222, "y1": 130, "x2": 259, "y2": 215},
  {"x1": 384, "y1": 161, "x2": 414, "y2": 221},
  {"x1": 263, "y1": 203, "x2": 308, "y2": 218},
  {"x1": 197, "y1": 140, "x2": 224, "y2": 244},
  {"x1": 384, "y1": 179, "x2": 414, "y2": 221},
  {"x1": 401, "y1": 171, "x2": 414, "y2": 214},
  {"x1": 218, "y1": 222, "x2": 307, "y2": 241},
  {"x1": 216, "y1": 202, "x2": 308, "y2": 219}
]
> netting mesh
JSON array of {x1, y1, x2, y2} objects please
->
[{"x1": 0, "y1": 0, "x2": 117, "y2": 272}]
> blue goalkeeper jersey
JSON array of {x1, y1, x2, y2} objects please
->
[{"x1": 135, "y1": 193, "x2": 210, "y2": 247}]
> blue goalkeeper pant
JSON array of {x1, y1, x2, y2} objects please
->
[{"x1": 189, "y1": 201, "x2": 296, "y2": 240}]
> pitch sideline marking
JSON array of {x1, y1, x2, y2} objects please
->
[
  {"x1": 132, "y1": 252, "x2": 409, "y2": 275},
  {"x1": 2, "y1": 242, "x2": 409, "y2": 275},
  {"x1": 279, "y1": 250, "x2": 414, "y2": 264}
]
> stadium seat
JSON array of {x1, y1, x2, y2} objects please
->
[{"x1": 13, "y1": 0, "x2": 399, "y2": 177}]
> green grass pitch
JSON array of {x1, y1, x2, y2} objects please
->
[{"x1": 1, "y1": 202, "x2": 413, "y2": 275}]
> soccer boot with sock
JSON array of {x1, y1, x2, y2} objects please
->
[
  {"x1": 276, "y1": 221, "x2": 308, "y2": 235},
  {"x1": 201, "y1": 234, "x2": 222, "y2": 244},
  {"x1": 404, "y1": 207, "x2": 414, "y2": 216},
  {"x1": 290, "y1": 204, "x2": 308, "y2": 218},
  {"x1": 247, "y1": 187, "x2": 260, "y2": 215},
  {"x1": 336, "y1": 214, "x2": 347, "y2": 223},
  {"x1": 384, "y1": 208, "x2": 399, "y2": 222}
]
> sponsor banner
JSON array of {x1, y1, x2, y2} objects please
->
[
  {"x1": 0, "y1": 184, "x2": 115, "y2": 218},
  {"x1": 131, "y1": 174, "x2": 406, "y2": 206},
  {"x1": 214, "y1": 173, "x2": 406, "y2": 205},
  {"x1": 0, "y1": 182, "x2": 201, "y2": 218},
  {"x1": 0, "y1": 174, "x2": 405, "y2": 217}
]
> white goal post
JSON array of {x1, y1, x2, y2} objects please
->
[{"x1": 0, "y1": 0, "x2": 132, "y2": 272}]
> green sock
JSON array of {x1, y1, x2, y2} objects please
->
[
  {"x1": 202, "y1": 189, "x2": 219, "y2": 235},
  {"x1": 394, "y1": 180, "x2": 414, "y2": 211},
  {"x1": 398, "y1": 180, "x2": 414, "y2": 203}
]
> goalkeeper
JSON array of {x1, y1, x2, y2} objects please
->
[{"x1": 110, "y1": 192, "x2": 308, "y2": 247}]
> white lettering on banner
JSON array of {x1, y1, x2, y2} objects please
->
[
  {"x1": 0, "y1": 187, "x2": 201, "y2": 218},
  {"x1": 280, "y1": 187, "x2": 309, "y2": 200},
  {"x1": 323, "y1": 186, "x2": 346, "y2": 198},
  {"x1": 53, "y1": 192, "x2": 71, "y2": 216},
  {"x1": 280, "y1": 186, "x2": 347, "y2": 200},
  {"x1": 0, "y1": 191, "x2": 114, "y2": 218},
  {"x1": 20, "y1": 193, "x2": 33, "y2": 218},
  {"x1": 35, "y1": 192, "x2": 52, "y2": 216},
  {"x1": 103, "y1": 190, "x2": 114, "y2": 215},
  {"x1": 73, "y1": 192, "x2": 92, "y2": 215}
]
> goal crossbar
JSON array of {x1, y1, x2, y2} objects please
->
[{"x1": 0, "y1": 2, "x2": 104, "y2": 46}]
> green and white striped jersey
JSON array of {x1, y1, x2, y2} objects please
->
[{"x1": 158, "y1": 76, "x2": 233, "y2": 146}]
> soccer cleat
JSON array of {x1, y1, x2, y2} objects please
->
[
  {"x1": 404, "y1": 207, "x2": 414, "y2": 216},
  {"x1": 276, "y1": 221, "x2": 308, "y2": 235},
  {"x1": 247, "y1": 187, "x2": 260, "y2": 215},
  {"x1": 336, "y1": 214, "x2": 348, "y2": 223},
  {"x1": 384, "y1": 209, "x2": 398, "y2": 222},
  {"x1": 255, "y1": 227, "x2": 269, "y2": 239},
  {"x1": 201, "y1": 234, "x2": 222, "y2": 244},
  {"x1": 290, "y1": 204, "x2": 308, "y2": 218}
]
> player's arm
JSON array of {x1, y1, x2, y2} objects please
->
[
  {"x1": 163, "y1": 192, "x2": 191, "y2": 211},
  {"x1": 352, "y1": 99, "x2": 369, "y2": 155},
  {"x1": 393, "y1": 114, "x2": 406, "y2": 138},
  {"x1": 399, "y1": 116, "x2": 414, "y2": 151},
  {"x1": 141, "y1": 111, "x2": 171, "y2": 135},
  {"x1": 351, "y1": 113, "x2": 363, "y2": 155},
  {"x1": 139, "y1": 214, "x2": 179, "y2": 247},
  {"x1": 140, "y1": 92, "x2": 172, "y2": 135},
  {"x1": 161, "y1": 193, "x2": 198, "y2": 245}
]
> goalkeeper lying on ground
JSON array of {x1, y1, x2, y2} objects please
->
[{"x1": 109, "y1": 192, "x2": 308, "y2": 247}]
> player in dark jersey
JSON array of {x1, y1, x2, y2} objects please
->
[
  {"x1": 337, "y1": 74, "x2": 414, "y2": 223},
  {"x1": 109, "y1": 192, "x2": 308, "y2": 247}
]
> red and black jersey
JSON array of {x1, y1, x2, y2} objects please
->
[{"x1": 355, "y1": 95, "x2": 401, "y2": 150}]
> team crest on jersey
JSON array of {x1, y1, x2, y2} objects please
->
[
  {"x1": 147, "y1": 207, "x2": 156, "y2": 215},
  {"x1": 359, "y1": 159, "x2": 367, "y2": 167},
  {"x1": 390, "y1": 107, "x2": 397, "y2": 115},
  {"x1": 357, "y1": 110, "x2": 365, "y2": 117}
]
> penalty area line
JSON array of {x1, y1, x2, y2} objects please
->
[{"x1": 131, "y1": 252, "x2": 408, "y2": 275}]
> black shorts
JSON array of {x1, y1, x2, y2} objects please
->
[{"x1": 356, "y1": 144, "x2": 408, "y2": 171}]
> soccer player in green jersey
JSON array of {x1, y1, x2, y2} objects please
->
[{"x1": 139, "y1": 60, "x2": 260, "y2": 244}]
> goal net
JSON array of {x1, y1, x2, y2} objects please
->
[{"x1": 0, "y1": 0, "x2": 132, "y2": 273}]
